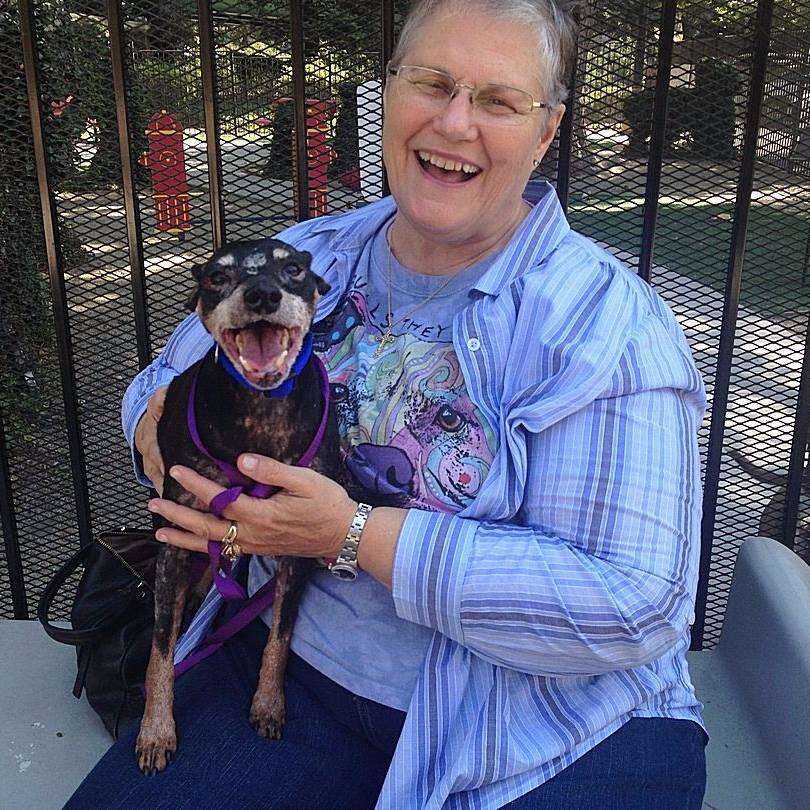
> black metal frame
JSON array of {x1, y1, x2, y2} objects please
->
[
  {"x1": 108, "y1": 0, "x2": 151, "y2": 369},
  {"x1": 4, "y1": 0, "x2": 804, "y2": 647},
  {"x1": 19, "y1": 0, "x2": 94, "y2": 569},
  {"x1": 692, "y1": 0, "x2": 775, "y2": 649},
  {"x1": 199, "y1": 0, "x2": 227, "y2": 248},
  {"x1": 638, "y1": 0, "x2": 676, "y2": 283}
]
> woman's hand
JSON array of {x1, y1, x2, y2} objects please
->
[
  {"x1": 134, "y1": 385, "x2": 169, "y2": 495},
  {"x1": 147, "y1": 455, "x2": 358, "y2": 561}
]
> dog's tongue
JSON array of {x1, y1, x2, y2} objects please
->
[{"x1": 235, "y1": 324, "x2": 287, "y2": 373}]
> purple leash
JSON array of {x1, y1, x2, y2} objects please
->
[{"x1": 173, "y1": 348, "x2": 330, "y2": 676}]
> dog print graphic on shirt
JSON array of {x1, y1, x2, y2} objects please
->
[{"x1": 315, "y1": 290, "x2": 496, "y2": 512}]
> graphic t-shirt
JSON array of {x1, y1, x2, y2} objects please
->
[{"x1": 252, "y1": 215, "x2": 499, "y2": 709}]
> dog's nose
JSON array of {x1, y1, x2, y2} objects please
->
[{"x1": 244, "y1": 285, "x2": 282, "y2": 312}]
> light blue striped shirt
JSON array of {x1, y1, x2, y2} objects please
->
[{"x1": 122, "y1": 182, "x2": 707, "y2": 809}]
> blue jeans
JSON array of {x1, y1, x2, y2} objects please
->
[{"x1": 67, "y1": 617, "x2": 707, "y2": 809}]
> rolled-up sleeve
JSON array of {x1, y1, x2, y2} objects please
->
[
  {"x1": 121, "y1": 314, "x2": 212, "y2": 485},
  {"x1": 392, "y1": 368, "x2": 704, "y2": 677}
]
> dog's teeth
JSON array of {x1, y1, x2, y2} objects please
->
[
  {"x1": 239, "y1": 354, "x2": 255, "y2": 372},
  {"x1": 275, "y1": 349, "x2": 289, "y2": 371}
]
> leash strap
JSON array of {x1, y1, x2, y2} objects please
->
[
  {"x1": 174, "y1": 575, "x2": 276, "y2": 677},
  {"x1": 183, "y1": 343, "x2": 330, "y2": 612},
  {"x1": 188, "y1": 351, "x2": 331, "y2": 521}
]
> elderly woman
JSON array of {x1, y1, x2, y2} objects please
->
[{"x1": 68, "y1": 0, "x2": 708, "y2": 807}]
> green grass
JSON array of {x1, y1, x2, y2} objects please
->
[{"x1": 568, "y1": 195, "x2": 810, "y2": 315}]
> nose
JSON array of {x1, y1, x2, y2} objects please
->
[
  {"x1": 433, "y1": 89, "x2": 478, "y2": 139},
  {"x1": 243, "y1": 282, "x2": 282, "y2": 312}
]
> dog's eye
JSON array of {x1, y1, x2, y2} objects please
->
[
  {"x1": 434, "y1": 404, "x2": 466, "y2": 433},
  {"x1": 284, "y1": 264, "x2": 305, "y2": 279},
  {"x1": 205, "y1": 271, "x2": 229, "y2": 287}
]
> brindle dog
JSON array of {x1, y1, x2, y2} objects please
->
[{"x1": 136, "y1": 238, "x2": 340, "y2": 774}]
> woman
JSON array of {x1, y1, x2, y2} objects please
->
[{"x1": 69, "y1": 1, "x2": 708, "y2": 807}]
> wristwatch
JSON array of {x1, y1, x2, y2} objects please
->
[{"x1": 329, "y1": 502, "x2": 373, "y2": 581}]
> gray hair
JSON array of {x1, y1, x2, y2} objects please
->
[{"x1": 390, "y1": 0, "x2": 579, "y2": 107}]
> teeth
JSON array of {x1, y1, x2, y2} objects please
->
[
  {"x1": 418, "y1": 150, "x2": 480, "y2": 174},
  {"x1": 239, "y1": 354, "x2": 256, "y2": 372},
  {"x1": 275, "y1": 349, "x2": 288, "y2": 371}
]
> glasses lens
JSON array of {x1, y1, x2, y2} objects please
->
[
  {"x1": 475, "y1": 85, "x2": 534, "y2": 116},
  {"x1": 400, "y1": 66, "x2": 455, "y2": 99}
]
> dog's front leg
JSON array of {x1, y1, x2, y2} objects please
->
[
  {"x1": 250, "y1": 558, "x2": 295, "y2": 739},
  {"x1": 136, "y1": 544, "x2": 192, "y2": 774}
]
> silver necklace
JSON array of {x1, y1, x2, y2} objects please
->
[{"x1": 372, "y1": 231, "x2": 460, "y2": 358}]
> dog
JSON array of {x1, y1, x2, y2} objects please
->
[{"x1": 135, "y1": 238, "x2": 341, "y2": 774}]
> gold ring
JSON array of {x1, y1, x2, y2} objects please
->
[{"x1": 220, "y1": 521, "x2": 241, "y2": 560}]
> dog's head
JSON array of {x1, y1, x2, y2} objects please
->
[{"x1": 188, "y1": 238, "x2": 330, "y2": 390}]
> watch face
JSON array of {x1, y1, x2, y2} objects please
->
[{"x1": 330, "y1": 563, "x2": 358, "y2": 581}]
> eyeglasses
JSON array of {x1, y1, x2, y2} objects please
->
[{"x1": 386, "y1": 64, "x2": 549, "y2": 124}]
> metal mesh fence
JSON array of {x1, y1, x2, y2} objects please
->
[
  {"x1": 1, "y1": 1, "x2": 85, "y2": 618},
  {"x1": 2, "y1": 1, "x2": 809, "y2": 649}
]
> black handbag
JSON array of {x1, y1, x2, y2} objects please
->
[{"x1": 37, "y1": 529, "x2": 158, "y2": 739}]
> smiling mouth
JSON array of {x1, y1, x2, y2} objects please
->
[
  {"x1": 415, "y1": 151, "x2": 481, "y2": 184},
  {"x1": 219, "y1": 322, "x2": 303, "y2": 388}
]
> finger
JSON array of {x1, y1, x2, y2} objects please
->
[
  {"x1": 148, "y1": 496, "x2": 230, "y2": 541},
  {"x1": 167, "y1": 465, "x2": 256, "y2": 520},
  {"x1": 154, "y1": 526, "x2": 208, "y2": 553},
  {"x1": 144, "y1": 464, "x2": 164, "y2": 493},
  {"x1": 238, "y1": 454, "x2": 310, "y2": 491}
]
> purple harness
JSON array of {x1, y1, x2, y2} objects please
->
[{"x1": 173, "y1": 345, "x2": 330, "y2": 677}]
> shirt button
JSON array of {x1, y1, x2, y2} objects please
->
[{"x1": 467, "y1": 337, "x2": 481, "y2": 351}]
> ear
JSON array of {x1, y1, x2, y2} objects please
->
[
  {"x1": 314, "y1": 275, "x2": 331, "y2": 296},
  {"x1": 297, "y1": 250, "x2": 313, "y2": 269},
  {"x1": 533, "y1": 103, "x2": 566, "y2": 165},
  {"x1": 185, "y1": 288, "x2": 200, "y2": 312},
  {"x1": 190, "y1": 262, "x2": 206, "y2": 281}
]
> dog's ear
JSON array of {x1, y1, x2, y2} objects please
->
[
  {"x1": 186, "y1": 263, "x2": 205, "y2": 312},
  {"x1": 314, "y1": 275, "x2": 331, "y2": 296},
  {"x1": 298, "y1": 251, "x2": 329, "y2": 295},
  {"x1": 186, "y1": 288, "x2": 200, "y2": 312}
]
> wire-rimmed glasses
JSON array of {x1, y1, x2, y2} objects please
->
[{"x1": 386, "y1": 63, "x2": 550, "y2": 125}]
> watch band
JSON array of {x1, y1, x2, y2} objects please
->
[{"x1": 329, "y1": 502, "x2": 373, "y2": 581}]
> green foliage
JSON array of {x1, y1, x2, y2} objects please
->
[
  {"x1": 0, "y1": 4, "x2": 97, "y2": 437},
  {"x1": 0, "y1": 4, "x2": 58, "y2": 433},
  {"x1": 623, "y1": 58, "x2": 740, "y2": 160}
]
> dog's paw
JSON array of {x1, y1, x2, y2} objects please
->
[
  {"x1": 135, "y1": 723, "x2": 177, "y2": 774},
  {"x1": 250, "y1": 695, "x2": 285, "y2": 739}
]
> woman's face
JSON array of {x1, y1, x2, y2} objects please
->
[{"x1": 382, "y1": 7, "x2": 564, "y2": 246}]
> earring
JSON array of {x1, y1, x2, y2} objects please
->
[{"x1": 532, "y1": 159, "x2": 540, "y2": 168}]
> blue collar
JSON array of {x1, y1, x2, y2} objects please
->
[{"x1": 216, "y1": 332, "x2": 314, "y2": 397}]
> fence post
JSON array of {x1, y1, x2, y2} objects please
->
[
  {"x1": 19, "y1": 0, "x2": 93, "y2": 551},
  {"x1": 781, "y1": 319, "x2": 810, "y2": 548},
  {"x1": 198, "y1": 0, "x2": 226, "y2": 247},
  {"x1": 692, "y1": 0, "x2": 775, "y2": 651},
  {"x1": 555, "y1": 39, "x2": 578, "y2": 214},
  {"x1": 289, "y1": 0, "x2": 310, "y2": 220},
  {"x1": 108, "y1": 0, "x2": 151, "y2": 369},
  {"x1": 0, "y1": 414, "x2": 26, "y2": 618},
  {"x1": 637, "y1": 0, "x2": 676, "y2": 283},
  {"x1": 381, "y1": 0, "x2": 394, "y2": 198}
]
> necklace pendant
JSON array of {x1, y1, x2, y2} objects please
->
[{"x1": 373, "y1": 331, "x2": 395, "y2": 358}]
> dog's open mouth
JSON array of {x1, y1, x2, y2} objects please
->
[{"x1": 220, "y1": 322, "x2": 304, "y2": 388}]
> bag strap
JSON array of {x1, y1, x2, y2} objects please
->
[{"x1": 36, "y1": 543, "x2": 145, "y2": 646}]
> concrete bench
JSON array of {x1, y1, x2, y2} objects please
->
[
  {"x1": 686, "y1": 537, "x2": 810, "y2": 810},
  {"x1": 0, "y1": 619, "x2": 111, "y2": 809},
  {"x1": 2, "y1": 535, "x2": 807, "y2": 809}
]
